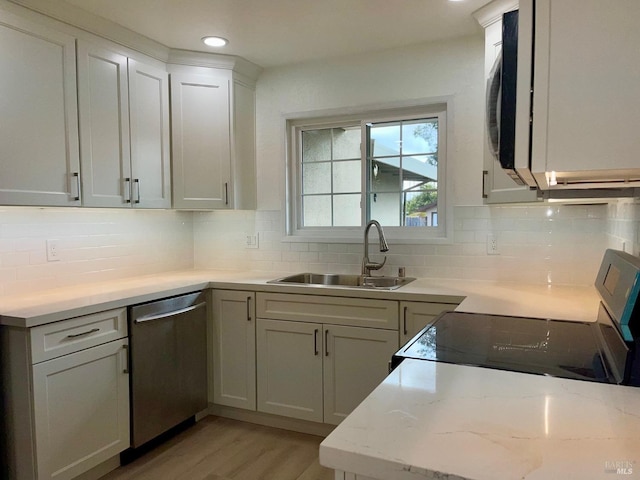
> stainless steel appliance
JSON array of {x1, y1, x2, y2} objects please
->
[
  {"x1": 392, "y1": 249, "x2": 640, "y2": 386},
  {"x1": 127, "y1": 291, "x2": 208, "y2": 449},
  {"x1": 486, "y1": 9, "x2": 523, "y2": 185}
]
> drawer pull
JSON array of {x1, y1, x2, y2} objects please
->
[{"x1": 66, "y1": 328, "x2": 100, "y2": 339}]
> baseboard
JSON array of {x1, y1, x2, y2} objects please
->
[{"x1": 207, "y1": 403, "x2": 336, "y2": 437}]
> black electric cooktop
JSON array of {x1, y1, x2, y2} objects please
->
[
  {"x1": 391, "y1": 250, "x2": 640, "y2": 386},
  {"x1": 392, "y1": 312, "x2": 612, "y2": 383}
]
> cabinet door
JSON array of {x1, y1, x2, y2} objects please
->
[
  {"x1": 128, "y1": 59, "x2": 171, "y2": 208},
  {"x1": 530, "y1": 0, "x2": 640, "y2": 185},
  {"x1": 231, "y1": 78, "x2": 257, "y2": 210},
  {"x1": 256, "y1": 318, "x2": 323, "y2": 422},
  {"x1": 171, "y1": 72, "x2": 232, "y2": 209},
  {"x1": 0, "y1": 12, "x2": 80, "y2": 206},
  {"x1": 32, "y1": 339, "x2": 129, "y2": 480},
  {"x1": 400, "y1": 301, "x2": 457, "y2": 346},
  {"x1": 77, "y1": 41, "x2": 132, "y2": 207},
  {"x1": 323, "y1": 325, "x2": 398, "y2": 426},
  {"x1": 211, "y1": 290, "x2": 256, "y2": 410}
]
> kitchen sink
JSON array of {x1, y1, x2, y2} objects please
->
[{"x1": 268, "y1": 273, "x2": 415, "y2": 290}]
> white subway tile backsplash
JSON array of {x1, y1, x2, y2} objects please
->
[
  {"x1": 0, "y1": 207, "x2": 194, "y2": 297},
  {"x1": 192, "y1": 204, "x2": 617, "y2": 287},
  {"x1": 1, "y1": 199, "x2": 635, "y2": 297}
]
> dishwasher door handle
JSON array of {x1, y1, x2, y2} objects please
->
[{"x1": 133, "y1": 301, "x2": 206, "y2": 323}]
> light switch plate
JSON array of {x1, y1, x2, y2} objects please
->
[{"x1": 245, "y1": 233, "x2": 259, "y2": 249}]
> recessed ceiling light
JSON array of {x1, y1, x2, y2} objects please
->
[{"x1": 202, "y1": 36, "x2": 228, "y2": 48}]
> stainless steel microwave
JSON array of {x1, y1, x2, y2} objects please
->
[{"x1": 486, "y1": 9, "x2": 530, "y2": 186}]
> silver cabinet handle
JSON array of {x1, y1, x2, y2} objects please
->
[
  {"x1": 403, "y1": 306, "x2": 408, "y2": 336},
  {"x1": 134, "y1": 178, "x2": 141, "y2": 204},
  {"x1": 314, "y1": 329, "x2": 319, "y2": 356},
  {"x1": 134, "y1": 301, "x2": 206, "y2": 323},
  {"x1": 123, "y1": 344, "x2": 129, "y2": 374},
  {"x1": 482, "y1": 170, "x2": 488, "y2": 199},
  {"x1": 66, "y1": 327, "x2": 99, "y2": 339},
  {"x1": 325, "y1": 329, "x2": 329, "y2": 357},
  {"x1": 224, "y1": 182, "x2": 229, "y2": 205},
  {"x1": 247, "y1": 296, "x2": 252, "y2": 322},
  {"x1": 124, "y1": 178, "x2": 131, "y2": 203},
  {"x1": 72, "y1": 172, "x2": 80, "y2": 201}
]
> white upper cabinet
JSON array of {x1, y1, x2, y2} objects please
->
[
  {"x1": 0, "y1": 11, "x2": 81, "y2": 206},
  {"x1": 78, "y1": 43, "x2": 171, "y2": 208},
  {"x1": 231, "y1": 77, "x2": 257, "y2": 210},
  {"x1": 2, "y1": 4, "x2": 258, "y2": 210},
  {"x1": 171, "y1": 71, "x2": 232, "y2": 209},
  {"x1": 169, "y1": 61, "x2": 258, "y2": 210},
  {"x1": 528, "y1": 0, "x2": 640, "y2": 189},
  {"x1": 77, "y1": 41, "x2": 131, "y2": 207},
  {"x1": 128, "y1": 59, "x2": 172, "y2": 208}
]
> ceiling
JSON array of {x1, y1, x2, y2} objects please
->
[{"x1": 60, "y1": 0, "x2": 488, "y2": 68}]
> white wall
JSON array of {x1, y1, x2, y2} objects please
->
[{"x1": 255, "y1": 34, "x2": 485, "y2": 210}]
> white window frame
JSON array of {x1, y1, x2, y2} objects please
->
[{"x1": 284, "y1": 100, "x2": 453, "y2": 244}]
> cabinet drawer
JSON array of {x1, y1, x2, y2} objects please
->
[
  {"x1": 256, "y1": 293, "x2": 398, "y2": 330},
  {"x1": 30, "y1": 308, "x2": 127, "y2": 364}
]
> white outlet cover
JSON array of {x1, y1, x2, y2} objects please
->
[{"x1": 46, "y1": 239, "x2": 60, "y2": 261}]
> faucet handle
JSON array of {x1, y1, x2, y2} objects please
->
[{"x1": 366, "y1": 256, "x2": 387, "y2": 271}]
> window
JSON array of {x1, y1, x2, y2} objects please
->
[{"x1": 287, "y1": 103, "x2": 448, "y2": 241}]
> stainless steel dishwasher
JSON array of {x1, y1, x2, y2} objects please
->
[{"x1": 128, "y1": 291, "x2": 208, "y2": 449}]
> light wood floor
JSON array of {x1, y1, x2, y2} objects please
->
[{"x1": 102, "y1": 416, "x2": 334, "y2": 480}]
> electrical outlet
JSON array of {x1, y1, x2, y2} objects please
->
[
  {"x1": 46, "y1": 239, "x2": 60, "y2": 262},
  {"x1": 245, "y1": 233, "x2": 259, "y2": 249},
  {"x1": 487, "y1": 234, "x2": 499, "y2": 255}
]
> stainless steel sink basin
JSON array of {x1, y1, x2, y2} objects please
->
[{"x1": 268, "y1": 273, "x2": 415, "y2": 290}]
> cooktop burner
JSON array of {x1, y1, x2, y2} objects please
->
[{"x1": 392, "y1": 312, "x2": 611, "y2": 383}]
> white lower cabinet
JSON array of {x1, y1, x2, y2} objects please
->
[
  {"x1": 212, "y1": 291, "x2": 459, "y2": 427},
  {"x1": 255, "y1": 293, "x2": 399, "y2": 426},
  {"x1": 256, "y1": 318, "x2": 397, "y2": 425},
  {"x1": 210, "y1": 290, "x2": 256, "y2": 410},
  {"x1": 256, "y1": 318, "x2": 323, "y2": 422},
  {"x1": 32, "y1": 339, "x2": 130, "y2": 480},
  {"x1": 323, "y1": 324, "x2": 398, "y2": 425},
  {"x1": 400, "y1": 301, "x2": 459, "y2": 345},
  {"x1": 0, "y1": 308, "x2": 129, "y2": 480}
]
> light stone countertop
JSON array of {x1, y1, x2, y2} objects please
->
[
  {"x1": 319, "y1": 359, "x2": 640, "y2": 480},
  {"x1": 0, "y1": 269, "x2": 600, "y2": 327}
]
